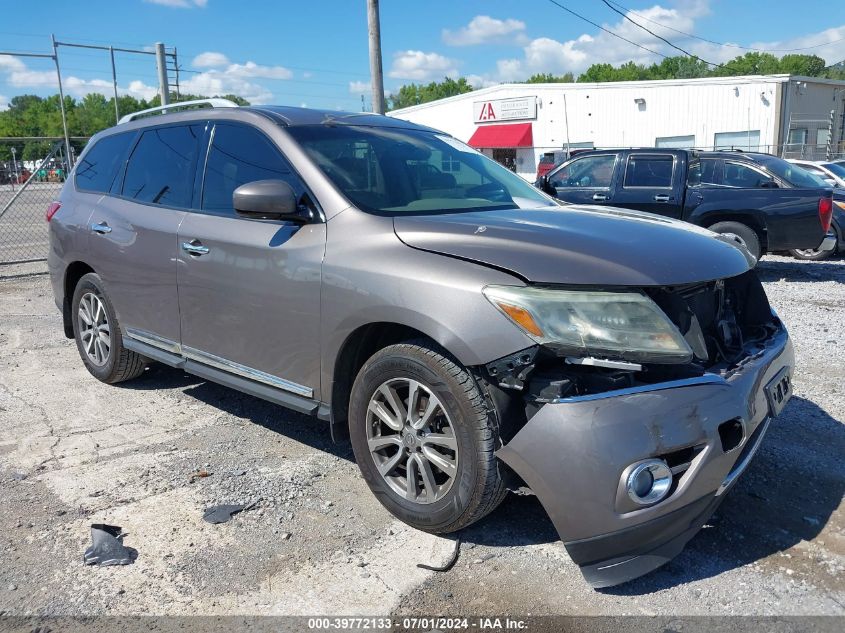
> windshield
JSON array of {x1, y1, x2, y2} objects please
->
[
  {"x1": 822, "y1": 162, "x2": 845, "y2": 180},
  {"x1": 286, "y1": 125, "x2": 554, "y2": 214},
  {"x1": 752, "y1": 155, "x2": 828, "y2": 188}
]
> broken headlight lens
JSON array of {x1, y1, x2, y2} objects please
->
[{"x1": 483, "y1": 286, "x2": 693, "y2": 364}]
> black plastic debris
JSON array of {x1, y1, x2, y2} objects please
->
[
  {"x1": 83, "y1": 524, "x2": 136, "y2": 566},
  {"x1": 417, "y1": 537, "x2": 461, "y2": 572},
  {"x1": 202, "y1": 503, "x2": 254, "y2": 524}
]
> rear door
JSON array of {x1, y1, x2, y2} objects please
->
[
  {"x1": 86, "y1": 123, "x2": 205, "y2": 346},
  {"x1": 546, "y1": 153, "x2": 619, "y2": 205},
  {"x1": 176, "y1": 122, "x2": 325, "y2": 400},
  {"x1": 609, "y1": 152, "x2": 684, "y2": 219}
]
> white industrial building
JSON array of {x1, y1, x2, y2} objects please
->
[{"x1": 389, "y1": 74, "x2": 845, "y2": 181}]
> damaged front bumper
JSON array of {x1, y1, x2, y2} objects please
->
[{"x1": 496, "y1": 322, "x2": 794, "y2": 588}]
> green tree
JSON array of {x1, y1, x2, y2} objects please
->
[
  {"x1": 524, "y1": 72, "x2": 574, "y2": 83},
  {"x1": 388, "y1": 77, "x2": 474, "y2": 110},
  {"x1": 779, "y1": 54, "x2": 827, "y2": 76}
]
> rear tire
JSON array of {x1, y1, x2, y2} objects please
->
[
  {"x1": 708, "y1": 221, "x2": 762, "y2": 262},
  {"x1": 348, "y1": 340, "x2": 507, "y2": 533},
  {"x1": 71, "y1": 273, "x2": 147, "y2": 384}
]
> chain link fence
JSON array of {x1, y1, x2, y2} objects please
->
[{"x1": 0, "y1": 138, "x2": 81, "y2": 264}]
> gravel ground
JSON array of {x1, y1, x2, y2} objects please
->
[{"x1": 0, "y1": 255, "x2": 843, "y2": 618}]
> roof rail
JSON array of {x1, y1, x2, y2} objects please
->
[{"x1": 117, "y1": 98, "x2": 239, "y2": 125}]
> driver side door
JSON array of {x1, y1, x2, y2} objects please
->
[{"x1": 546, "y1": 153, "x2": 620, "y2": 205}]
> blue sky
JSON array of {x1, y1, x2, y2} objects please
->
[{"x1": 1, "y1": 0, "x2": 844, "y2": 110}]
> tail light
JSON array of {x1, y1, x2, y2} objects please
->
[
  {"x1": 818, "y1": 197, "x2": 833, "y2": 233},
  {"x1": 45, "y1": 201, "x2": 61, "y2": 223}
]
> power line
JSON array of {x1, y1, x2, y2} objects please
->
[
  {"x1": 600, "y1": 0, "x2": 722, "y2": 67},
  {"x1": 544, "y1": 0, "x2": 668, "y2": 60},
  {"x1": 605, "y1": 0, "x2": 845, "y2": 53}
]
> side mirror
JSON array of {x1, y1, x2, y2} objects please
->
[
  {"x1": 233, "y1": 179, "x2": 310, "y2": 223},
  {"x1": 541, "y1": 176, "x2": 556, "y2": 195}
]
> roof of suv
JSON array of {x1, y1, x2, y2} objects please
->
[{"x1": 119, "y1": 104, "x2": 437, "y2": 132}]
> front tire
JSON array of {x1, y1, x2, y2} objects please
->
[
  {"x1": 71, "y1": 273, "x2": 146, "y2": 384},
  {"x1": 708, "y1": 221, "x2": 762, "y2": 262},
  {"x1": 349, "y1": 341, "x2": 507, "y2": 533}
]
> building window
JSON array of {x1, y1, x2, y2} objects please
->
[
  {"x1": 655, "y1": 134, "x2": 696, "y2": 149},
  {"x1": 787, "y1": 128, "x2": 808, "y2": 146},
  {"x1": 714, "y1": 130, "x2": 761, "y2": 151},
  {"x1": 817, "y1": 129, "x2": 830, "y2": 147}
]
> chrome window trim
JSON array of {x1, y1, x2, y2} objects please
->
[{"x1": 123, "y1": 329, "x2": 313, "y2": 398}]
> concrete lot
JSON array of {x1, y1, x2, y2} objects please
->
[{"x1": 0, "y1": 256, "x2": 843, "y2": 617}]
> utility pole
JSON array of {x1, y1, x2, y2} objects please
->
[
  {"x1": 366, "y1": 0, "x2": 385, "y2": 114},
  {"x1": 155, "y1": 42, "x2": 170, "y2": 106},
  {"x1": 51, "y1": 34, "x2": 73, "y2": 169}
]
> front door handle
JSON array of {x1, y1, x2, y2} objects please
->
[
  {"x1": 91, "y1": 222, "x2": 112, "y2": 234},
  {"x1": 653, "y1": 194, "x2": 672, "y2": 202},
  {"x1": 592, "y1": 193, "x2": 609, "y2": 201},
  {"x1": 181, "y1": 240, "x2": 209, "y2": 256}
]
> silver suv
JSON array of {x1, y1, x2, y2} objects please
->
[{"x1": 48, "y1": 100, "x2": 794, "y2": 588}]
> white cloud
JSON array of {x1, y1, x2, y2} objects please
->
[
  {"x1": 0, "y1": 94, "x2": 8, "y2": 110},
  {"x1": 224, "y1": 61, "x2": 292, "y2": 79},
  {"x1": 442, "y1": 15, "x2": 527, "y2": 47},
  {"x1": 388, "y1": 50, "x2": 460, "y2": 81},
  {"x1": 0, "y1": 56, "x2": 26, "y2": 73},
  {"x1": 192, "y1": 51, "x2": 230, "y2": 68},
  {"x1": 349, "y1": 80, "x2": 371, "y2": 94},
  {"x1": 490, "y1": 1, "x2": 845, "y2": 81},
  {"x1": 144, "y1": 0, "x2": 207, "y2": 8}
]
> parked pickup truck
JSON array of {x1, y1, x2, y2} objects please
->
[{"x1": 538, "y1": 149, "x2": 835, "y2": 261}]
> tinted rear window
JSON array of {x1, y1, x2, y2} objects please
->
[
  {"x1": 122, "y1": 124, "x2": 204, "y2": 208},
  {"x1": 624, "y1": 154, "x2": 674, "y2": 188},
  {"x1": 75, "y1": 132, "x2": 134, "y2": 193}
]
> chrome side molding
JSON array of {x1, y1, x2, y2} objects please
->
[{"x1": 123, "y1": 329, "x2": 313, "y2": 399}]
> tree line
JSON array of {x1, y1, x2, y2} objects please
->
[
  {"x1": 0, "y1": 92, "x2": 248, "y2": 161},
  {"x1": 1, "y1": 52, "x2": 843, "y2": 158},
  {"x1": 387, "y1": 52, "x2": 844, "y2": 109}
]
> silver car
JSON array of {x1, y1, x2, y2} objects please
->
[{"x1": 47, "y1": 100, "x2": 794, "y2": 588}]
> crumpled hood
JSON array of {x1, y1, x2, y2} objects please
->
[{"x1": 393, "y1": 205, "x2": 751, "y2": 286}]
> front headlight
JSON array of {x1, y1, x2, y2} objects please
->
[{"x1": 483, "y1": 285, "x2": 693, "y2": 364}]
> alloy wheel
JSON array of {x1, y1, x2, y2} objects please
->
[
  {"x1": 366, "y1": 378, "x2": 459, "y2": 504},
  {"x1": 77, "y1": 291, "x2": 111, "y2": 366}
]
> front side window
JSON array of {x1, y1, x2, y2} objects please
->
[
  {"x1": 202, "y1": 124, "x2": 305, "y2": 216},
  {"x1": 624, "y1": 154, "x2": 674, "y2": 188},
  {"x1": 548, "y1": 154, "x2": 616, "y2": 189},
  {"x1": 286, "y1": 125, "x2": 551, "y2": 214},
  {"x1": 122, "y1": 125, "x2": 203, "y2": 208},
  {"x1": 75, "y1": 132, "x2": 134, "y2": 193},
  {"x1": 723, "y1": 161, "x2": 774, "y2": 188}
]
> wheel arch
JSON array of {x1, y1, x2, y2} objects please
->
[
  {"x1": 62, "y1": 261, "x2": 96, "y2": 338},
  {"x1": 329, "y1": 322, "x2": 438, "y2": 442},
  {"x1": 694, "y1": 212, "x2": 768, "y2": 252}
]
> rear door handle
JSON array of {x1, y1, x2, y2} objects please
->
[
  {"x1": 91, "y1": 222, "x2": 112, "y2": 234},
  {"x1": 653, "y1": 194, "x2": 671, "y2": 202},
  {"x1": 181, "y1": 240, "x2": 209, "y2": 256},
  {"x1": 592, "y1": 193, "x2": 609, "y2": 201}
]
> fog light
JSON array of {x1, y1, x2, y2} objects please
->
[{"x1": 626, "y1": 459, "x2": 673, "y2": 505}]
